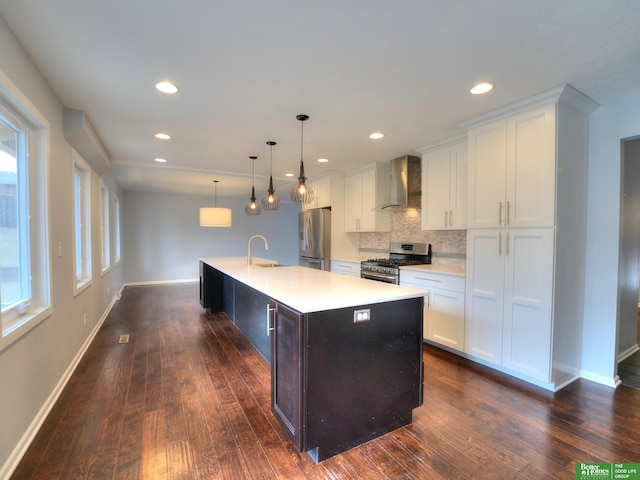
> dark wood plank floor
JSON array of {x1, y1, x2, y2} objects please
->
[{"x1": 10, "y1": 283, "x2": 640, "y2": 480}]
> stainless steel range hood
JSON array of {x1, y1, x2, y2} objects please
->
[{"x1": 376, "y1": 155, "x2": 422, "y2": 210}]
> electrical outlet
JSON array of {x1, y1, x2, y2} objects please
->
[
  {"x1": 353, "y1": 309, "x2": 371, "y2": 323},
  {"x1": 83, "y1": 313, "x2": 87, "y2": 326}
]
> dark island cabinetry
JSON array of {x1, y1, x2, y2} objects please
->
[
  {"x1": 200, "y1": 258, "x2": 424, "y2": 462},
  {"x1": 199, "y1": 261, "x2": 223, "y2": 312},
  {"x1": 270, "y1": 297, "x2": 424, "y2": 462}
]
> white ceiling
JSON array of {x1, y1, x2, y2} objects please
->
[{"x1": 1, "y1": 0, "x2": 639, "y2": 199}]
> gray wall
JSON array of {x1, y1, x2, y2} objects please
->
[
  {"x1": 122, "y1": 190, "x2": 300, "y2": 283},
  {"x1": 583, "y1": 90, "x2": 640, "y2": 386},
  {"x1": 0, "y1": 17, "x2": 124, "y2": 478}
]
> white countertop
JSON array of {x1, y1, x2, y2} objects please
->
[
  {"x1": 201, "y1": 257, "x2": 425, "y2": 313},
  {"x1": 400, "y1": 264, "x2": 466, "y2": 276}
]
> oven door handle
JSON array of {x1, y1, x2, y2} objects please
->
[{"x1": 360, "y1": 271, "x2": 398, "y2": 284}]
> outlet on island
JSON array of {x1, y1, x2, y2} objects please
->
[{"x1": 353, "y1": 309, "x2": 370, "y2": 323}]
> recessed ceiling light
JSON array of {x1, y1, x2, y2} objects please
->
[
  {"x1": 369, "y1": 132, "x2": 384, "y2": 140},
  {"x1": 154, "y1": 157, "x2": 167, "y2": 163},
  {"x1": 155, "y1": 132, "x2": 171, "y2": 140},
  {"x1": 470, "y1": 82, "x2": 494, "y2": 95},
  {"x1": 285, "y1": 172, "x2": 295, "y2": 177},
  {"x1": 317, "y1": 158, "x2": 329, "y2": 163},
  {"x1": 155, "y1": 81, "x2": 179, "y2": 94}
]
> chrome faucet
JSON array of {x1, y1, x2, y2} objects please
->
[{"x1": 247, "y1": 234, "x2": 270, "y2": 265}]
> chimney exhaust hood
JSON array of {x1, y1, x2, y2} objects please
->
[{"x1": 376, "y1": 155, "x2": 422, "y2": 210}]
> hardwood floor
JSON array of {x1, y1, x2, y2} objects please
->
[{"x1": 10, "y1": 283, "x2": 640, "y2": 480}]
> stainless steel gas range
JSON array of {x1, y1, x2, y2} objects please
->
[{"x1": 360, "y1": 242, "x2": 432, "y2": 284}]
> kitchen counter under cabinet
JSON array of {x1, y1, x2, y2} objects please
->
[{"x1": 199, "y1": 257, "x2": 425, "y2": 462}]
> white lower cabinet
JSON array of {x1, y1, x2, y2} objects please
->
[
  {"x1": 400, "y1": 269, "x2": 465, "y2": 352},
  {"x1": 330, "y1": 259, "x2": 361, "y2": 278},
  {"x1": 465, "y1": 228, "x2": 554, "y2": 382}
]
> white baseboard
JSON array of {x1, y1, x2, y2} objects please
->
[
  {"x1": 124, "y1": 278, "x2": 198, "y2": 287},
  {"x1": 617, "y1": 343, "x2": 640, "y2": 363},
  {"x1": 579, "y1": 369, "x2": 622, "y2": 389},
  {"x1": 0, "y1": 286, "x2": 124, "y2": 480}
]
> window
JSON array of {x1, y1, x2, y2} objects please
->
[
  {"x1": 100, "y1": 181, "x2": 110, "y2": 273},
  {"x1": 0, "y1": 73, "x2": 51, "y2": 349},
  {"x1": 73, "y1": 152, "x2": 91, "y2": 294},
  {"x1": 113, "y1": 194, "x2": 121, "y2": 264}
]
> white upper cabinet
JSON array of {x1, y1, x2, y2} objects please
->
[
  {"x1": 344, "y1": 163, "x2": 390, "y2": 232},
  {"x1": 467, "y1": 104, "x2": 556, "y2": 229},
  {"x1": 302, "y1": 175, "x2": 332, "y2": 211},
  {"x1": 421, "y1": 139, "x2": 467, "y2": 230}
]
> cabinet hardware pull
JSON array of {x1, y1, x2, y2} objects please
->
[
  {"x1": 415, "y1": 277, "x2": 442, "y2": 282},
  {"x1": 444, "y1": 210, "x2": 448, "y2": 227},
  {"x1": 499, "y1": 232, "x2": 503, "y2": 255},
  {"x1": 506, "y1": 201, "x2": 511, "y2": 225},
  {"x1": 506, "y1": 232, "x2": 510, "y2": 255},
  {"x1": 426, "y1": 292, "x2": 431, "y2": 308},
  {"x1": 266, "y1": 303, "x2": 275, "y2": 336},
  {"x1": 499, "y1": 201, "x2": 503, "y2": 225}
]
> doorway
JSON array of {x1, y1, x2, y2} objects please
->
[{"x1": 617, "y1": 137, "x2": 640, "y2": 389}]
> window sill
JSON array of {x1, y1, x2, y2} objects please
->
[
  {"x1": 74, "y1": 278, "x2": 92, "y2": 297},
  {"x1": 1, "y1": 305, "x2": 53, "y2": 353}
]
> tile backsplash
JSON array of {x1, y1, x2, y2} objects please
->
[{"x1": 359, "y1": 209, "x2": 466, "y2": 267}]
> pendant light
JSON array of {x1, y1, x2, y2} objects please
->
[
  {"x1": 245, "y1": 156, "x2": 261, "y2": 215},
  {"x1": 290, "y1": 114, "x2": 314, "y2": 205},
  {"x1": 200, "y1": 180, "x2": 232, "y2": 227},
  {"x1": 261, "y1": 141, "x2": 281, "y2": 211}
]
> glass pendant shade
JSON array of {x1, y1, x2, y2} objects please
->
[
  {"x1": 245, "y1": 186, "x2": 261, "y2": 215},
  {"x1": 245, "y1": 156, "x2": 261, "y2": 215},
  {"x1": 262, "y1": 141, "x2": 281, "y2": 211},
  {"x1": 290, "y1": 173, "x2": 314, "y2": 205},
  {"x1": 262, "y1": 177, "x2": 281, "y2": 210},
  {"x1": 290, "y1": 114, "x2": 314, "y2": 205},
  {"x1": 200, "y1": 180, "x2": 232, "y2": 227}
]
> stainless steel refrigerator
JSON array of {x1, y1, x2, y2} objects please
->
[{"x1": 298, "y1": 208, "x2": 331, "y2": 270}]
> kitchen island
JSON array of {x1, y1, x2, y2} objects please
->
[{"x1": 199, "y1": 257, "x2": 425, "y2": 462}]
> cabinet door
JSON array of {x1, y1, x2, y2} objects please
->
[
  {"x1": 316, "y1": 177, "x2": 331, "y2": 209},
  {"x1": 303, "y1": 177, "x2": 332, "y2": 211},
  {"x1": 506, "y1": 105, "x2": 556, "y2": 227},
  {"x1": 301, "y1": 180, "x2": 318, "y2": 211},
  {"x1": 464, "y1": 229, "x2": 505, "y2": 364},
  {"x1": 428, "y1": 288, "x2": 465, "y2": 352},
  {"x1": 467, "y1": 120, "x2": 507, "y2": 228},
  {"x1": 271, "y1": 301, "x2": 304, "y2": 450},
  {"x1": 358, "y1": 169, "x2": 377, "y2": 231},
  {"x1": 422, "y1": 148, "x2": 451, "y2": 230},
  {"x1": 344, "y1": 174, "x2": 361, "y2": 232},
  {"x1": 450, "y1": 142, "x2": 467, "y2": 229},
  {"x1": 501, "y1": 228, "x2": 554, "y2": 381}
]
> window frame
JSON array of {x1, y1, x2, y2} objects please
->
[
  {"x1": 72, "y1": 151, "x2": 92, "y2": 295},
  {"x1": 0, "y1": 70, "x2": 52, "y2": 351},
  {"x1": 113, "y1": 193, "x2": 121, "y2": 264},
  {"x1": 100, "y1": 180, "x2": 110, "y2": 274}
]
